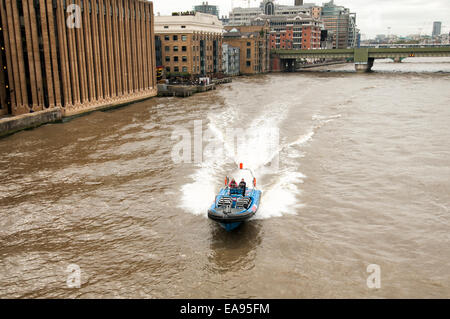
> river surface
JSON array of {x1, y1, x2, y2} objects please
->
[{"x1": 0, "y1": 58, "x2": 449, "y2": 298}]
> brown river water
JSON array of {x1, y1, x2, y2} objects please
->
[{"x1": 0, "y1": 58, "x2": 449, "y2": 298}]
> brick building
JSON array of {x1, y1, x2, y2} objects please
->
[
  {"x1": 0, "y1": 0, "x2": 157, "y2": 117},
  {"x1": 223, "y1": 24, "x2": 270, "y2": 75},
  {"x1": 258, "y1": 15, "x2": 322, "y2": 50},
  {"x1": 155, "y1": 12, "x2": 223, "y2": 78},
  {"x1": 269, "y1": 26, "x2": 294, "y2": 50}
]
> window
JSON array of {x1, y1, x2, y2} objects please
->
[
  {"x1": 246, "y1": 61, "x2": 251, "y2": 67},
  {"x1": 173, "y1": 46, "x2": 178, "y2": 51},
  {"x1": 164, "y1": 26, "x2": 169, "y2": 29},
  {"x1": 174, "y1": 66, "x2": 179, "y2": 72},
  {"x1": 247, "y1": 42, "x2": 251, "y2": 46},
  {"x1": 181, "y1": 25, "x2": 186, "y2": 29},
  {"x1": 182, "y1": 35, "x2": 187, "y2": 41},
  {"x1": 182, "y1": 66, "x2": 188, "y2": 72},
  {"x1": 182, "y1": 46, "x2": 187, "y2": 52},
  {"x1": 174, "y1": 56, "x2": 179, "y2": 62},
  {"x1": 165, "y1": 56, "x2": 170, "y2": 62},
  {"x1": 182, "y1": 56, "x2": 187, "y2": 62},
  {"x1": 166, "y1": 66, "x2": 170, "y2": 72},
  {"x1": 246, "y1": 48, "x2": 251, "y2": 59},
  {"x1": 173, "y1": 35, "x2": 178, "y2": 41},
  {"x1": 165, "y1": 46, "x2": 170, "y2": 52},
  {"x1": 164, "y1": 35, "x2": 170, "y2": 41}
]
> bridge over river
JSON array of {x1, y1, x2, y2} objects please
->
[{"x1": 271, "y1": 47, "x2": 450, "y2": 72}]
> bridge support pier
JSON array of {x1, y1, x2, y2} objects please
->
[
  {"x1": 393, "y1": 57, "x2": 402, "y2": 63},
  {"x1": 284, "y1": 59, "x2": 296, "y2": 72},
  {"x1": 270, "y1": 54, "x2": 282, "y2": 72},
  {"x1": 355, "y1": 58, "x2": 374, "y2": 73}
]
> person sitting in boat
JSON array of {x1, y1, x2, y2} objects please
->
[
  {"x1": 229, "y1": 179, "x2": 241, "y2": 195},
  {"x1": 239, "y1": 178, "x2": 246, "y2": 196}
]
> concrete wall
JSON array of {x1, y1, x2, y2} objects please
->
[{"x1": 0, "y1": 109, "x2": 62, "y2": 138}]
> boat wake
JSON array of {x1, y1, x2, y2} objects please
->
[{"x1": 179, "y1": 101, "x2": 341, "y2": 219}]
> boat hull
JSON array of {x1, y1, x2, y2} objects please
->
[
  {"x1": 208, "y1": 209, "x2": 256, "y2": 224},
  {"x1": 208, "y1": 189, "x2": 261, "y2": 231},
  {"x1": 220, "y1": 222, "x2": 242, "y2": 231}
]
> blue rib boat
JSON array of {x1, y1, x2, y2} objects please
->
[{"x1": 208, "y1": 164, "x2": 262, "y2": 231}]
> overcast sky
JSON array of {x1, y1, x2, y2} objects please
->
[{"x1": 151, "y1": 0, "x2": 450, "y2": 39}]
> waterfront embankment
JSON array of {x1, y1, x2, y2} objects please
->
[
  {"x1": 157, "y1": 78, "x2": 232, "y2": 97},
  {"x1": 0, "y1": 78, "x2": 233, "y2": 137},
  {"x1": 0, "y1": 109, "x2": 62, "y2": 138}
]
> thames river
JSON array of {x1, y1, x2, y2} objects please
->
[{"x1": 0, "y1": 58, "x2": 449, "y2": 298}]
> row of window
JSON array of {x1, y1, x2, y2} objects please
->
[
  {"x1": 193, "y1": 46, "x2": 215, "y2": 52},
  {"x1": 166, "y1": 66, "x2": 189, "y2": 73},
  {"x1": 192, "y1": 33, "x2": 220, "y2": 41},
  {"x1": 165, "y1": 65, "x2": 217, "y2": 73},
  {"x1": 164, "y1": 45, "x2": 219, "y2": 53},
  {"x1": 164, "y1": 55, "x2": 218, "y2": 62},
  {"x1": 165, "y1": 56, "x2": 188, "y2": 62},
  {"x1": 165, "y1": 45, "x2": 187, "y2": 52},
  {"x1": 164, "y1": 35, "x2": 188, "y2": 41},
  {"x1": 164, "y1": 25, "x2": 187, "y2": 29}
]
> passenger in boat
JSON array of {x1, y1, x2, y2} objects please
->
[
  {"x1": 239, "y1": 179, "x2": 246, "y2": 196},
  {"x1": 229, "y1": 179, "x2": 237, "y2": 189}
]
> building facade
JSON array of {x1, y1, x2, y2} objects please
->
[
  {"x1": 321, "y1": 0, "x2": 357, "y2": 49},
  {"x1": 228, "y1": 1, "x2": 322, "y2": 51},
  {"x1": 229, "y1": 0, "x2": 311, "y2": 26},
  {"x1": 223, "y1": 25, "x2": 269, "y2": 75},
  {"x1": 155, "y1": 12, "x2": 223, "y2": 77},
  {"x1": 222, "y1": 44, "x2": 240, "y2": 76},
  {"x1": 432, "y1": 22, "x2": 442, "y2": 37},
  {"x1": 0, "y1": 0, "x2": 157, "y2": 117},
  {"x1": 310, "y1": 6, "x2": 322, "y2": 20},
  {"x1": 264, "y1": 15, "x2": 322, "y2": 50},
  {"x1": 320, "y1": 30, "x2": 334, "y2": 49},
  {"x1": 194, "y1": 2, "x2": 219, "y2": 17}
]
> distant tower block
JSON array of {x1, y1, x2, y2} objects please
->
[
  {"x1": 432, "y1": 21, "x2": 442, "y2": 37},
  {"x1": 295, "y1": 0, "x2": 304, "y2": 6}
]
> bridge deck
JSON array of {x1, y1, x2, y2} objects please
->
[{"x1": 273, "y1": 47, "x2": 450, "y2": 60}]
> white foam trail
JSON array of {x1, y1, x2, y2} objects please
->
[
  {"x1": 179, "y1": 165, "x2": 219, "y2": 216},
  {"x1": 179, "y1": 105, "x2": 342, "y2": 219},
  {"x1": 256, "y1": 171, "x2": 306, "y2": 219}
]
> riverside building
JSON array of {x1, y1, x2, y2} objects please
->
[
  {"x1": 228, "y1": 1, "x2": 323, "y2": 50},
  {"x1": 223, "y1": 25, "x2": 270, "y2": 75},
  {"x1": 321, "y1": 0, "x2": 358, "y2": 48},
  {"x1": 0, "y1": 0, "x2": 157, "y2": 117},
  {"x1": 154, "y1": 12, "x2": 223, "y2": 77}
]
